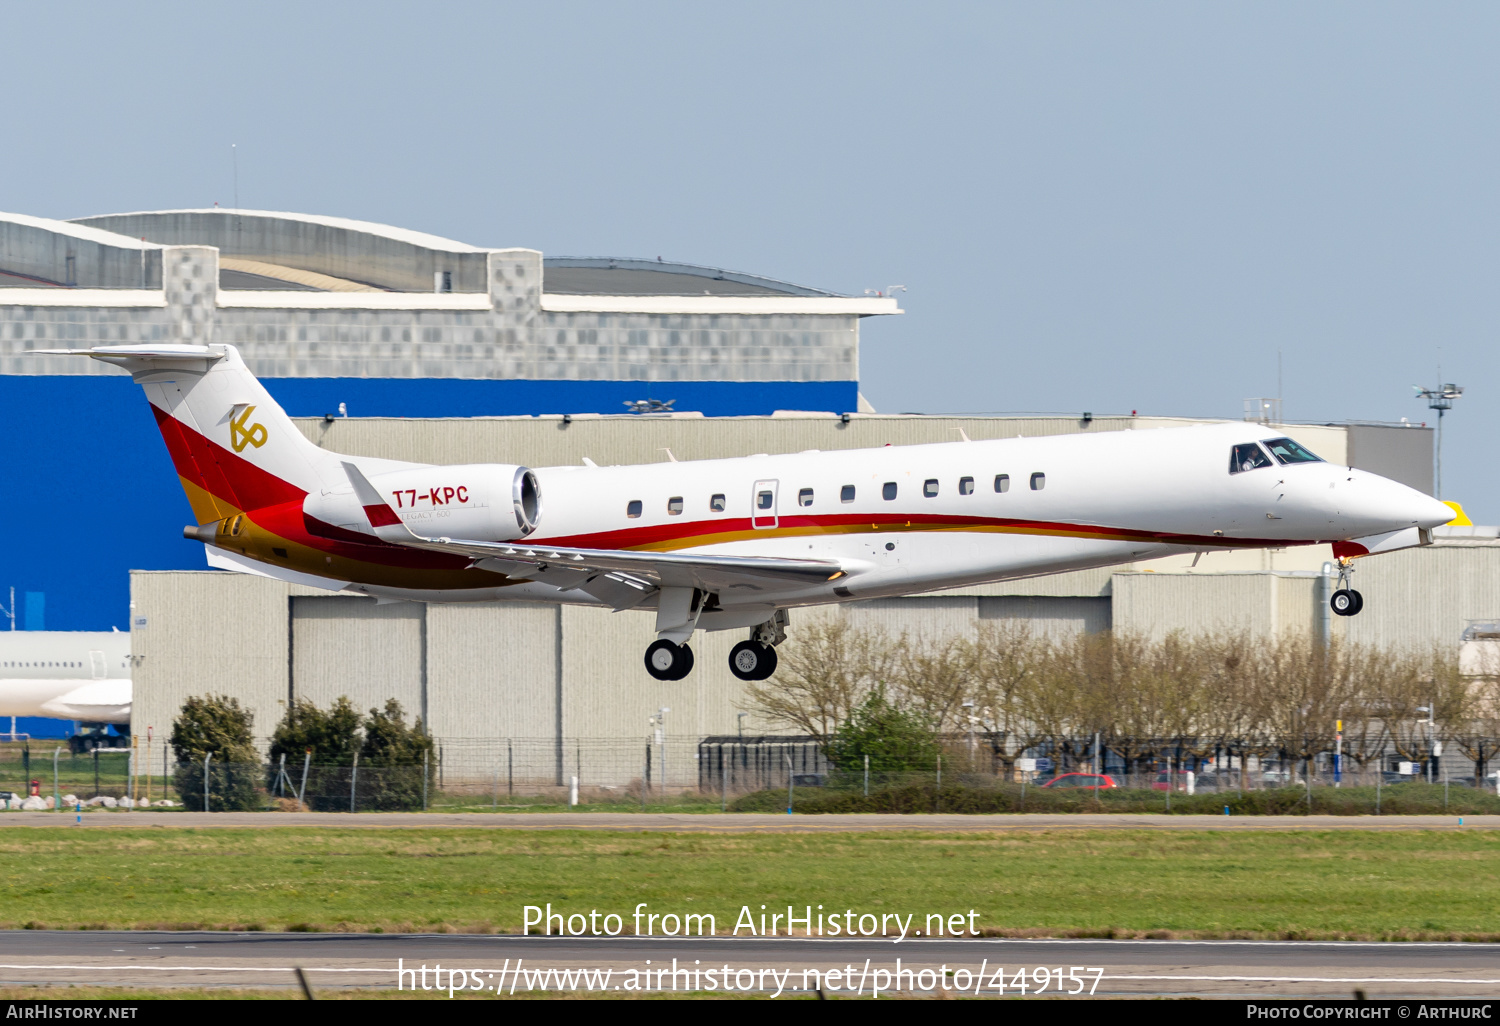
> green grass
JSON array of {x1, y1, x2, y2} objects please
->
[{"x1": 3, "y1": 827, "x2": 1500, "y2": 939}]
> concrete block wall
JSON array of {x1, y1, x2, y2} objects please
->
[
  {"x1": 163, "y1": 247, "x2": 218, "y2": 344},
  {"x1": 0, "y1": 301, "x2": 861, "y2": 383}
]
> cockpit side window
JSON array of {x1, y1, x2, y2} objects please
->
[
  {"x1": 1263, "y1": 437, "x2": 1324, "y2": 465},
  {"x1": 1229, "y1": 443, "x2": 1273, "y2": 474}
]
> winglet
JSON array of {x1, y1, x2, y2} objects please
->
[{"x1": 341, "y1": 461, "x2": 422, "y2": 541}]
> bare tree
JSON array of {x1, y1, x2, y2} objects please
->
[
  {"x1": 890, "y1": 630, "x2": 976, "y2": 733},
  {"x1": 744, "y1": 619, "x2": 889, "y2": 736}
]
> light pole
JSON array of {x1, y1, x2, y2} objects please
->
[
  {"x1": 1417, "y1": 704, "x2": 1436, "y2": 784},
  {"x1": 655, "y1": 707, "x2": 670, "y2": 794},
  {"x1": 1414, "y1": 382, "x2": 1463, "y2": 498},
  {"x1": 1334, "y1": 719, "x2": 1343, "y2": 788}
]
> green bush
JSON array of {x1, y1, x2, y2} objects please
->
[
  {"x1": 169, "y1": 695, "x2": 261, "y2": 811},
  {"x1": 356, "y1": 700, "x2": 434, "y2": 811},
  {"x1": 269, "y1": 697, "x2": 362, "y2": 810},
  {"x1": 270, "y1": 697, "x2": 361, "y2": 766},
  {"x1": 824, "y1": 686, "x2": 940, "y2": 771}
]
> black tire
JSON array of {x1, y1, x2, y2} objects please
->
[
  {"x1": 1348, "y1": 589, "x2": 1364, "y2": 616},
  {"x1": 673, "y1": 644, "x2": 695, "y2": 680},
  {"x1": 644, "y1": 639, "x2": 689, "y2": 681},
  {"x1": 1331, "y1": 589, "x2": 1355, "y2": 617},
  {"x1": 729, "y1": 641, "x2": 778, "y2": 681}
]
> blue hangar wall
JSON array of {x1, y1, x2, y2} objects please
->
[{"x1": 1, "y1": 376, "x2": 858, "y2": 632}]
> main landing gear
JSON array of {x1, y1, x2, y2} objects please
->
[
  {"x1": 1330, "y1": 558, "x2": 1364, "y2": 617},
  {"x1": 728, "y1": 641, "x2": 777, "y2": 681},
  {"x1": 644, "y1": 639, "x2": 695, "y2": 681},
  {"x1": 641, "y1": 610, "x2": 789, "y2": 681},
  {"x1": 729, "y1": 610, "x2": 789, "y2": 682}
]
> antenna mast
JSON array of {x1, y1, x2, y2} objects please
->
[{"x1": 1414, "y1": 379, "x2": 1463, "y2": 499}]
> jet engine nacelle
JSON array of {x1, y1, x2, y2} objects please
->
[{"x1": 304, "y1": 463, "x2": 540, "y2": 541}]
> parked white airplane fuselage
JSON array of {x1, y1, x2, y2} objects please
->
[{"x1": 0, "y1": 631, "x2": 131, "y2": 724}]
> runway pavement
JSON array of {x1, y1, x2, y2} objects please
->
[
  {"x1": 0, "y1": 811, "x2": 1493, "y2": 831},
  {"x1": 2, "y1": 932, "x2": 1498, "y2": 998}
]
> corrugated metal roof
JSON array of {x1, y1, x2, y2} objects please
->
[{"x1": 543, "y1": 257, "x2": 838, "y2": 297}]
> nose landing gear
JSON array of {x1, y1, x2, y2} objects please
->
[{"x1": 1330, "y1": 558, "x2": 1364, "y2": 617}]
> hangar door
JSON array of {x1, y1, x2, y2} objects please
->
[{"x1": 291, "y1": 597, "x2": 426, "y2": 724}]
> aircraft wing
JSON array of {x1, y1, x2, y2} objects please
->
[{"x1": 341, "y1": 462, "x2": 846, "y2": 604}]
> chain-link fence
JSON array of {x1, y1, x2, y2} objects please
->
[{"x1": 4, "y1": 731, "x2": 1497, "y2": 812}]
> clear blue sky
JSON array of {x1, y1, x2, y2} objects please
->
[{"x1": 6, "y1": 2, "x2": 1496, "y2": 516}]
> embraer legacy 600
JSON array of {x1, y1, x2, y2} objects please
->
[{"x1": 48, "y1": 344, "x2": 1457, "y2": 682}]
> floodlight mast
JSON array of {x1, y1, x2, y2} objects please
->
[{"x1": 1413, "y1": 382, "x2": 1463, "y2": 498}]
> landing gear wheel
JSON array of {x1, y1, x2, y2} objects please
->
[
  {"x1": 1330, "y1": 589, "x2": 1364, "y2": 617},
  {"x1": 729, "y1": 641, "x2": 779, "y2": 681},
  {"x1": 644, "y1": 640, "x2": 694, "y2": 681}
]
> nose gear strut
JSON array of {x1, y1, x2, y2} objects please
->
[{"x1": 1330, "y1": 557, "x2": 1364, "y2": 617}]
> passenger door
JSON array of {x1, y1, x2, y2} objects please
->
[{"x1": 751, "y1": 480, "x2": 779, "y2": 529}]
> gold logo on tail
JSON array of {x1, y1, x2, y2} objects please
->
[{"x1": 229, "y1": 405, "x2": 268, "y2": 452}]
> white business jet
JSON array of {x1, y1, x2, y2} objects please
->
[{"x1": 45, "y1": 344, "x2": 1455, "y2": 682}]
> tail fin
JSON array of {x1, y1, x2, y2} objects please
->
[{"x1": 36, "y1": 344, "x2": 333, "y2": 523}]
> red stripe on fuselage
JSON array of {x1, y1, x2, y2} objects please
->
[{"x1": 534, "y1": 511, "x2": 1296, "y2": 552}]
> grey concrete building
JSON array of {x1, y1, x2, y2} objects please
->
[{"x1": 3, "y1": 208, "x2": 895, "y2": 389}]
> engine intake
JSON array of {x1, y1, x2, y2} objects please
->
[{"x1": 304, "y1": 463, "x2": 541, "y2": 541}]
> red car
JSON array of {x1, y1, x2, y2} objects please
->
[{"x1": 1039, "y1": 773, "x2": 1117, "y2": 789}]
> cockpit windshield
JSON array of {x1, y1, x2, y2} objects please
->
[
  {"x1": 1263, "y1": 437, "x2": 1323, "y2": 465},
  {"x1": 1229, "y1": 443, "x2": 1273, "y2": 474}
]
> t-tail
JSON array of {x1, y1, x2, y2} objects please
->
[{"x1": 34, "y1": 344, "x2": 348, "y2": 523}]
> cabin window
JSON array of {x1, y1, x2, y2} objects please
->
[
  {"x1": 1264, "y1": 437, "x2": 1324, "y2": 465},
  {"x1": 882, "y1": 482, "x2": 898, "y2": 500},
  {"x1": 710, "y1": 493, "x2": 726, "y2": 512},
  {"x1": 959, "y1": 476, "x2": 974, "y2": 495},
  {"x1": 995, "y1": 474, "x2": 1010, "y2": 493},
  {"x1": 1229, "y1": 443, "x2": 1273, "y2": 474},
  {"x1": 626, "y1": 500, "x2": 643, "y2": 518},
  {"x1": 923, "y1": 479, "x2": 939, "y2": 498},
  {"x1": 841, "y1": 485, "x2": 856, "y2": 503},
  {"x1": 757, "y1": 490, "x2": 774, "y2": 510},
  {"x1": 667, "y1": 496, "x2": 684, "y2": 515},
  {"x1": 1030, "y1": 472, "x2": 1046, "y2": 491},
  {"x1": 798, "y1": 488, "x2": 814, "y2": 507}
]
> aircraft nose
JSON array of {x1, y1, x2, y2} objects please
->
[
  {"x1": 1411, "y1": 492, "x2": 1460, "y2": 529},
  {"x1": 1346, "y1": 475, "x2": 1456, "y2": 534}
]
